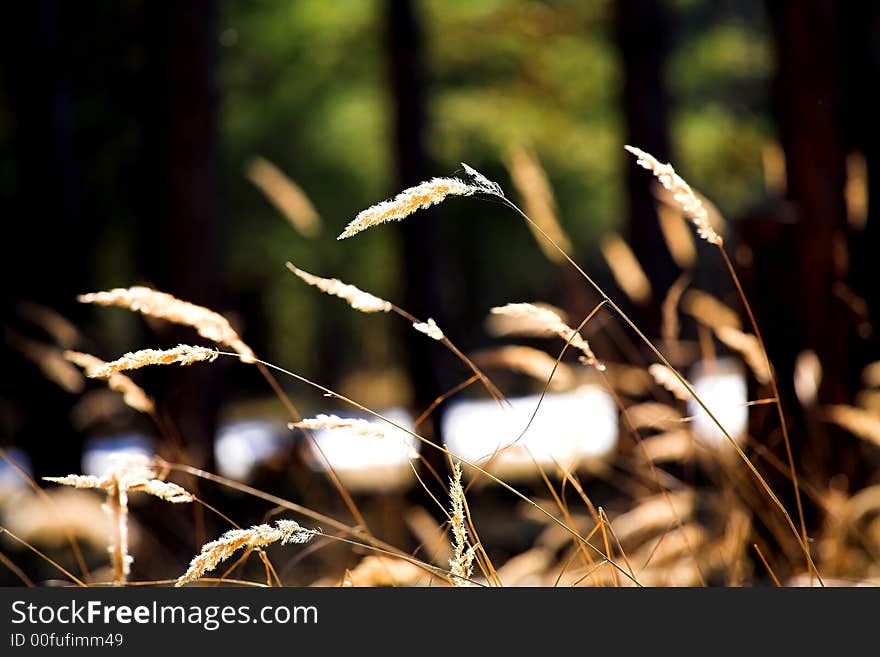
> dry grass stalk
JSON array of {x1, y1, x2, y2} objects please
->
[
  {"x1": 45, "y1": 454, "x2": 193, "y2": 583},
  {"x1": 489, "y1": 303, "x2": 603, "y2": 370},
  {"x1": 448, "y1": 460, "x2": 476, "y2": 586},
  {"x1": 824, "y1": 405, "x2": 880, "y2": 447},
  {"x1": 246, "y1": 156, "x2": 321, "y2": 237},
  {"x1": 471, "y1": 345, "x2": 574, "y2": 390},
  {"x1": 78, "y1": 286, "x2": 255, "y2": 363},
  {"x1": 289, "y1": 414, "x2": 387, "y2": 440},
  {"x1": 486, "y1": 302, "x2": 570, "y2": 336},
  {"x1": 625, "y1": 145, "x2": 722, "y2": 246},
  {"x1": 681, "y1": 289, "x2": 742, "y2": 332},
  {"x1": 504, "y1": 144, "x2": 574, "y2": 263},
  {"x1": 649, "y1": 363, "x2": 692, "y2": 401},
  {"x1": 86, "y1": 345, "x2": 218, "y2": 379},
  {"x1": 714, "y1": 326, "x2": 771, "y2": 384},
  {"x1": 64, "y1": 351, "x2": 155, "y2": 415},
  {"x1": 656, "y1": 204, "x2": 697, "y2": 269},
  {"x1": 6, "y1": 330, "x2": 84, "y2": 394},
  {"x1": 177, "y1": 520, "x2": 317, "y2": 587},
  {"x1": 412, "y1": 318, "x2": 444, "y2": 341},
  {"x1": 600, "y1": 233, "x2": 652, "y2": 304},
  {"x1": 286, "y1": 263, "x2": 391, "y2": 313}
]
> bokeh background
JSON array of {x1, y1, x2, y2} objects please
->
[{"x1": 1, "y1": 1, "x2": 879, "y2": 586}]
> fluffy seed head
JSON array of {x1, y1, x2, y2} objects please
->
[
  {"x1": 713, "y1": 326, "x2": 771, "y2": 384},
  {"x1": 338, "y1": 177, "x2": 476, "y2": 239},
  {"x1": 625, "y1": 145, "x2": 722, "y2": 246},
  {"x1": 649, "y1": 363, "x2": 692, "y2": 401},
  {"x1": 87, "y1": 345, "x2": 218, "y2": 378},
  {"x1": 447, "y1": 460, "x2": 475, "y2": 586},
  {"x1": 471, "y1": 345, "x2": 574, "y2": 390},
  {"x1": 78, "y1": 286, "x2": 255, "y2": 363},
  {"x1": 176, "y1": 520, "x2": 317, "y2": 586},
  {"x1": 489, "y1": 303, "x2": 604, "y2": 370},
  {"x1": 65, "y1": 351, "x2": 156, "y2": 415},
  {"x1": 287, "y1": 263, "x2": 391, "y2": 313},
  {"x1": 824, "y1": 405, "x2": 880, "y2": 447},
  {"x1": 289, "y1": 414, "x2": 388, "y2": 439},
  {"x1": 413, "y1": 318, "x2": 444, "y2": 341}
]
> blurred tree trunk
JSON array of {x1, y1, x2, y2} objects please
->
[
  {"x1": 141, "y1": 0, "x2": 221, "y2": 473},
  {"x1": 761, "y1": 0, "x2": 851, "y2": 482},
  {"x1": 386, "y1": 0, "x2": 452, "y2": 480},
  {"x1": 1, "y1": 0, "x2": 86, "y2": 478},
  {"x1": 840, "y1": 3, "x2": 880, "y2": 391},
  {"x1": 615, "y1": 0, "x2": 677, "y2": 335}
]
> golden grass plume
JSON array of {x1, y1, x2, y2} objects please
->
[
  {"x1": 681, "y1": 289, "x2": 742, "y2": 332},
  {"x1": 6, "y1": 330, "x2": 84, "y2": 394},
  {"x1": 714, "y1": 326, "x2": 771, "y2": 385},
  {"x1": 246, "y1": 156, "x2": 321, "y2": 237},
  {"x1": 600, "y1": 233, "x2": 652, "y2": 304},
  {"x1": 504, "y1": 144, "x2": 574, "y2": 263},
  {"x1": 78, "y1": 286, "x2": 255, "y2": 363},
  {"x1": 656, "y1": 204, "x2": 697, "y2": 269},
  {"x1": 86, "y1": 345, "x2": 218, "y2": 379},
  {"x1": 824, "y1": 405, "x2": 880, "y2": 447},
  {"x1": 471, "y1": 345, "x2": 574, "y2": 390},
  {"x1": 45, "y1": 454, "x2": 193, "y2": 583},
  {"x1": 337, "y1": 164, "x2": 502, "y2": 240},
  {"x1": 625, "y1": 145, "x2": 722, "y2": 246},
  {"x1": 489, "y1": 302, "x2": 603, "y2": 370},
  {"x1": 447, "y1": 460, "x2": 476, "y2": 586},
  {"x1": 648, "y1": 363, "x2": 692, "y2": 401},
  {"x1": 177, "y1": 520, "x2": 317, "y2": 587},
  {"x1": 289, "y1": 414, "x2": 387, "y2": 440},
  {"x1": 412, "y1": 318, "x2": 445, "y2": 341},
  {"x1": 15, "y1": 301, "x2": 82, "y2": 349},
  {"x1": 286, "y1": 262, "x2": 391, "y2": 313},
  {"x1": 338, "y1": 177, "x2": 476, "y2": 240},
  {"x1": 64, "y1": 351, "x2": 155, "y2": 415}
]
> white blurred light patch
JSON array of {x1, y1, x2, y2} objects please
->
[
  {"x1": 441, "y1": 386, "x2": 618, "y2": 479},
  {"x1": 686, "y1": 358, "x2": 748, "y2": 448},
  {"x1": 301, "y1": 408, "x2": 419, "y2": 492},
  {"x1": 82, "y1": 433, "x2": 153, "y2": 477},
  {"x1": 215, "y1": 419, "x2": 291, "y2": 481}
]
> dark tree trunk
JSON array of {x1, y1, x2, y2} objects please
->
[
  {"x1": 1, "y1": 1, "x2": 86, "y2": 478},
  {"x1": 840, "y1": 2, "x2": 880, "y2": 390},
  {"x1": 615, "y1": 0, "x2": 677, "y2": 334},
  {"x1": 765, "y1": 0, "x2": 850, "y2": 480},
  {"x1": 141, "y1": 0, "x2": 221, "y2": 473},
  {"x1": 386, "y1": 0, "x2": 452, "y2": 479}
]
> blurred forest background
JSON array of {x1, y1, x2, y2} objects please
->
[{"x1": 1, "y1": 1, "x2": 880, "y2": 586}]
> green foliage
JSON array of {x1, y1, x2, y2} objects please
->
[{"x1": 217, "y1": 0, "x2": 775, "y2": 377}]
